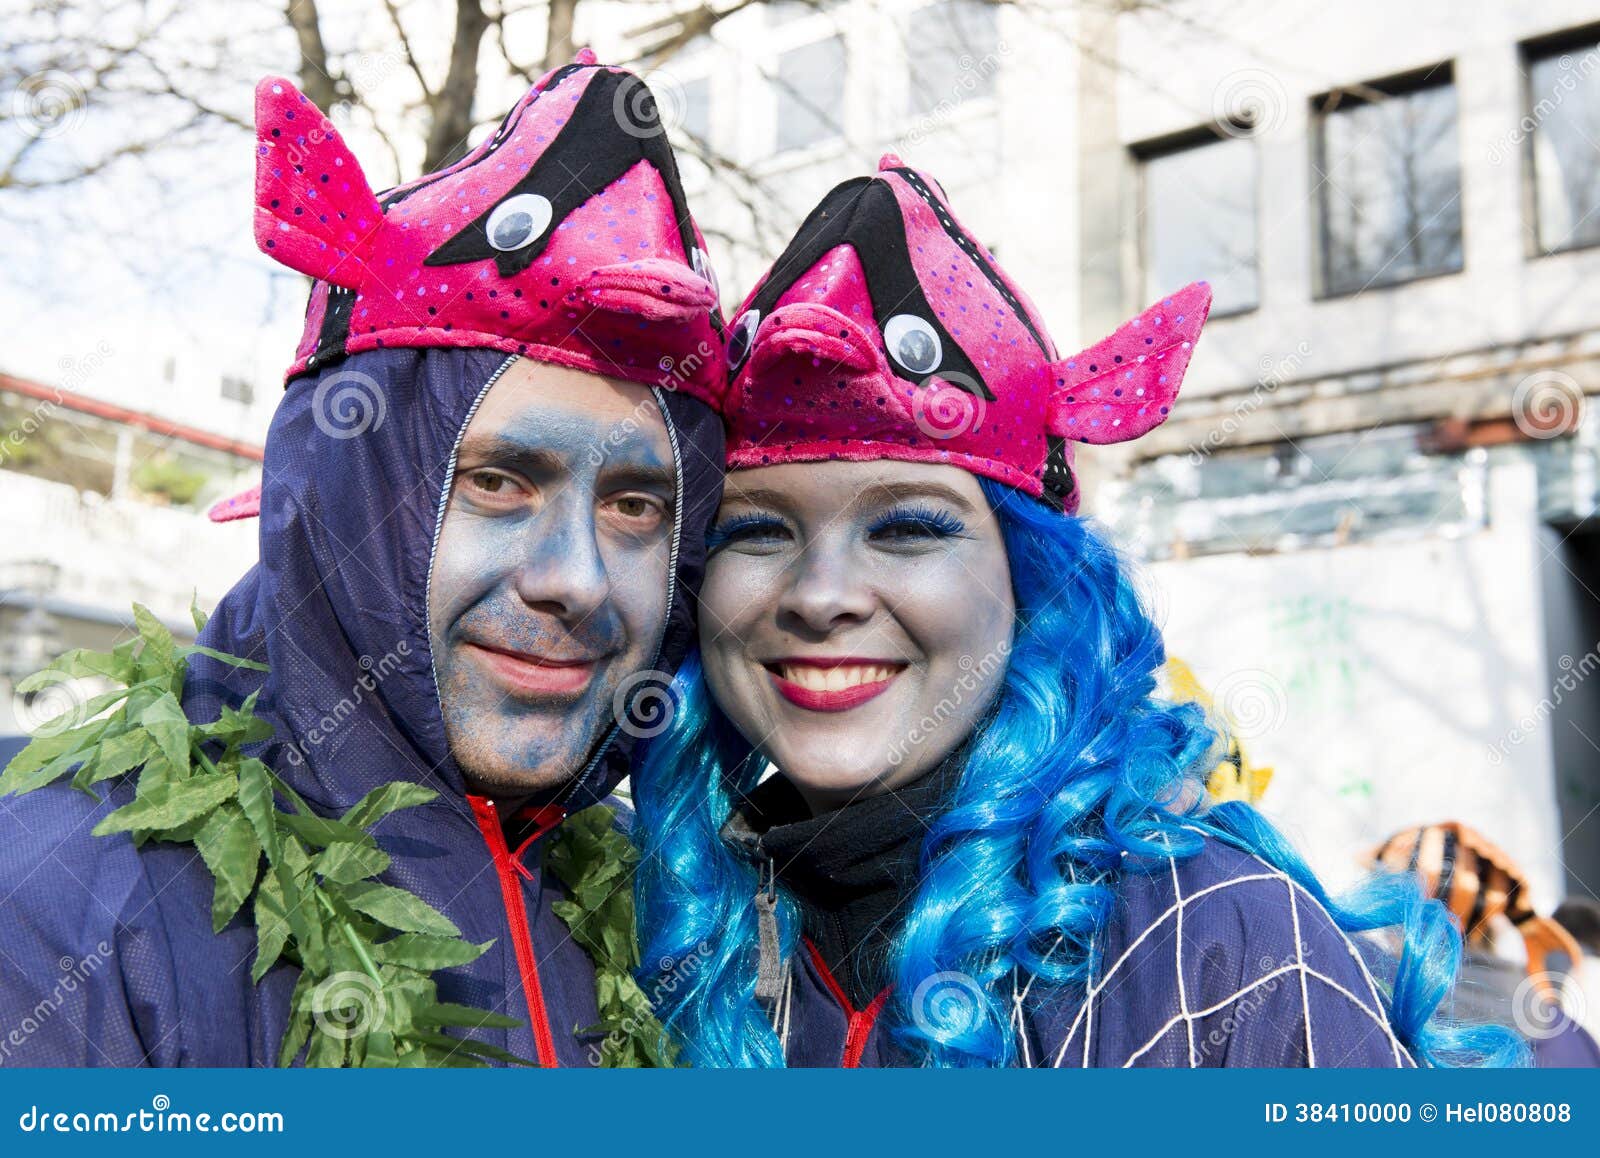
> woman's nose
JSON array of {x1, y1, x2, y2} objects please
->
[{"x1": 775, "y1": 541, "x2": 876, "y2": 634}]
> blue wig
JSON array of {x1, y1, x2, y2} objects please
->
[{"x1": 631, "y1": 479, "x2": 1527, "y2": 1068}]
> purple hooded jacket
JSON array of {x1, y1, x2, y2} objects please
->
[{"x1": 0, "y1": 345, "x2": 723, "y2": 1067}]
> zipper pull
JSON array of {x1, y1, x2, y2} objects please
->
[{"x1": 753, "y1": 856, "x2": 784, "y2": 1004}]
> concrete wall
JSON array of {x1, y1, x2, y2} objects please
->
[{"x1": 1143, "y1": 462, "x2": 1570, "y2": 901}]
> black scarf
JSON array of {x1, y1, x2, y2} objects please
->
[{"x1": 722, "y1": 752, "x2": 967, "y2": 1008}]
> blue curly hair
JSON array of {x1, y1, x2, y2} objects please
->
[{"x1": 631, "y1": 478, "x2": 1527, "y2": 1068}]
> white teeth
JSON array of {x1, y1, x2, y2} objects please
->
[{"x1": 777, "y1": 663, "x2": 899, "y2": 690}]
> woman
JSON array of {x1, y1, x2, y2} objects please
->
[{"x1": 631, "y1": 158, "x2": 1525, "y2": 1068}]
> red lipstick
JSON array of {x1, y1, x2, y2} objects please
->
[{"x1": 764, "y1": 657, "x2": 905, "y2": 713}]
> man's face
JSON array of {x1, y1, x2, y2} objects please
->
[{"x1": 428, "y1": 361, "x2": 675, "y2": 798}]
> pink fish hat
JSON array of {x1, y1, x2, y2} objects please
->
[
  {"x1": 723, "y1": 155, "x2": 1212, "y2": 512},
  {"x1": 215, "y1": 50, "x2": 725, "y2": 520}
]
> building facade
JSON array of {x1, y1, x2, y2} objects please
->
[{"x1": 604, "y1": 0, "x2": 1600, "y2": 903}]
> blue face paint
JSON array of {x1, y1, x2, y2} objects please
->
[
  {"x1": 698, "y1": 459, "x2": 1014, "y2": 814},
  {"x1": 428, "y1": 362, "x2": 676, "y2": 800}
]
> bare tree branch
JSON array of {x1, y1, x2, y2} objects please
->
[
  {"x1": 381, "y1": 0, "x2": 436, "y2": 102},
  {"x1": 285, "y1": 0, "x2": 340, "y2": 112}
]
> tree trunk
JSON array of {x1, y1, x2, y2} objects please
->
[
  {"x1": 423, "y1": 0, "x2": 490, "y2": 171},
  {"x1": 285, "y1": 0, "x2": 340, "y2": 113},
  {"x1": 543, "y1": 0, "x2": 579, "y2": 72}
]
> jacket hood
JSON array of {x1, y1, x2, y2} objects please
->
[{"x1": 184, "y1": 344, "x2": 723, "y2": 814}]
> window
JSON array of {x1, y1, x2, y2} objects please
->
[
  {"x1": 904, "y1": 0, "x2": 1000, "y2": 119},
  {"x1": 1139, "y1": 132, "x2": 1259, "y2": 315},
  {"x1": 1313, "y1": 67, "x2": 1463, "y2": 297},
  {"x1": 775, "y1": 36, "x2": 845, "y2": 153},
  {"x1": 1524, "y1": 30, "x2": 1600, "y2": 255},
  {"x1": 220, "y1": 376, "x2": 253, "y2": 405}
]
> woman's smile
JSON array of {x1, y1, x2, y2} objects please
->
[{"x1": 764, "y1": 657, "x2": 909, "y2": 712}]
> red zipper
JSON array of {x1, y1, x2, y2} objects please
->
[
  {"x1": 804, "y1": 938, "x2": 892, "y2": 1068},
  {"x1": 469, "y1": 795, "x2": 563, "y2": 1067}
]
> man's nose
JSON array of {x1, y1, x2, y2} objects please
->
[
  {"x1": 511, "y1": 491, "x2": 611, "y2": 621},
  {"x1": 775, "y1": 539, "x2": 876, "y2": 635}
]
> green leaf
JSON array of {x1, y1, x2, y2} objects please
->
[
  {"x1": 412, "y1": 1001, "x2": 522, "y2": 1031},
  {"x1": 194, "y1": 699, "x2": 274, "y2": 745},
  {"x1": 92, "y1": 771, "x2": 237, "y2": 836},
  {"x1": 251, "y1": 870, "x2": 292, "y2": 982},
  {"x1": 276, "y1": 973, "x2": 314, "y2": 1067},
  {"x1": 313, "y1": 842, "x2": 391, "y2": 883},
  {"x1": 369, "y1": 934, "x2": 492, "y2": 972},
  {"x1": 362, "y1": 1030, "x2": 399, "y2": 1068},
  {"x1": 237, "y1": 758, "x2": 280, "y2": 862},
  {"x1": 181, "y1": 644, "x2": 269, "y2": 672},
  {"x1": 190, "y1": 597, "x2": 208, "y2": 634},
  {"x1": 278, "y1": 837, "x2": 326, "y2": 975},
  {"x1": 304, "y1": 1025, "x2": 348, "y2": 1068},
  {"x1": 280, "y1": 811, "x2": 375, "y2": 849},
  {"x1": 132, "y1": 604, "x2": 179, "y2": 686},
  {"x1": 3, "y1": 746, "x2": 89, "y2": 797},
  {"x1": 18, "y1": 648, "x2": 135, "y2": 687},
  {"x1": 338, "y1": 881, "x2": 460, "y2": 938},
  {"x1": 72, "y1": 728, "x2": 153, "y2": 792},
  {"x1": 403, "y1": 1029, "x2": 530, "y2": 1067},
  {"x1": 194, "y1": 803, "x2": 262, "y2": 932},
  {"x1": 341, "y1": 782, "x2": 438, "y2": 831},
  {"x1": 138, "y1": 694, "x2": 191, "y2": 779},
  {"x1": 134, "y1": 603, "x2": 175, "y2": 657},
  {"x1": 1, "y1": 718, "x2": 113, "y2": 797}
]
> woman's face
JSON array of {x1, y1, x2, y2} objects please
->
[{"x1": 699, "y1": 460, "x2": 1014, "y2": 812}]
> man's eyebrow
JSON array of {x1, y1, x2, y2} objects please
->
[
  {"x1": 455, "y1": 434, "x2": 565, "y2": 475},
  {"x1": 599, "y1": 461, "x2": 676, "y2": 493}
]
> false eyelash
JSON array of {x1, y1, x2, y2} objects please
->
[
  {"x1": 866, "y1": 504, "x2": 968, "y2": 538},
  {"x1": 706, "y1": 512, "x2": 788, "y2": 553}
]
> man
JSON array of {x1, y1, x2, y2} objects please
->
[{"x1": 0, "y1": 52, "x2": 724, "y2": 1067}]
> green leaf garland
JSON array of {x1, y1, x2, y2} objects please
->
[{"x1": 1, "y1": 602, "x2": 521, "y2": 1067}]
